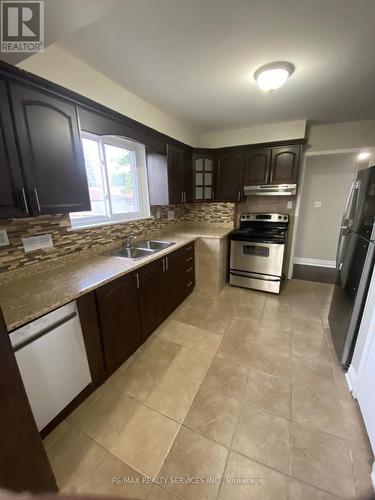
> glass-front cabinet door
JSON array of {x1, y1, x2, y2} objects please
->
[{"x1": 193, "y1": 155, "x2": 215, "y2": 202}]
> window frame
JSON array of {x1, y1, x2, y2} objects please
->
[{"x1": 70, "y1": 132, "x2": 150, "y2": 229}]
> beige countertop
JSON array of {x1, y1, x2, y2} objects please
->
[{"x1": 0, "y1": 224, "x2": 232, "y2": 332}]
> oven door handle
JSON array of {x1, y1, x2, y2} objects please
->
[{"x1": 230, "y1": 270, "x2": 282, "y2": 282}]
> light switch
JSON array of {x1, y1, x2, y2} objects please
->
[
  {"x1": 314, "y1": 201, "x2": 322, "y2": 208},
  {"x1": 22, "y1": 234, "x2": 54, "y2": 253},
  {"x1": 0, "y1": 229, "x2": 9, "y2": 247},
  {"x1": 167, "y1": 210, "x2": 175, "y2": 220}
]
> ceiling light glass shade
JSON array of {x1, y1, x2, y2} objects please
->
[
  {"x1": 254, "y1": 62, "x2": 294, "y2": 91},
  {"x1": 358, "y1": 152, "x2": 370, "y2": 160}
]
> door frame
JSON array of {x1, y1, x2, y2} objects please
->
[{"x1": 287, "y1": 147, "x2": 375, "y2": 279}]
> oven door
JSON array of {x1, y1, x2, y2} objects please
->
[{"x1": 230, "y1": 240, "x2": 284, "y2": 277}]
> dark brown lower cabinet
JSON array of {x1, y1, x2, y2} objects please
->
[
  {"x1": 96, "y1": 271, "x2": 142, "y2": 374},
  {"x1": 138, "y1": 257, "x2": 166, "y2": 340},
  {"x1": 164, "y1": 243, "x2": 195, "y2": 316},
  {"x1": 0, "y1": 308, "x2": 57, "y2": 493}
]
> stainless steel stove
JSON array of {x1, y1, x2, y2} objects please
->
[{"x1": 229, "y1": 213, "x2": 289, "y2": 294}]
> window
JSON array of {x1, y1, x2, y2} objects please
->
[{"x1": 70, "y1": 132, "x2": 150, "y2": 228}]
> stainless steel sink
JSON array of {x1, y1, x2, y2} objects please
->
[
  {"x1": 113, "y1": 247, "x2": 154, "y2": 260},
  {"x1": 136, "y1": 240, "x2": 175, "y2": 251}
]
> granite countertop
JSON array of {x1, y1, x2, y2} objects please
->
[{"x1": 0, "y1": 224, "x2": 232, "y2": 332}]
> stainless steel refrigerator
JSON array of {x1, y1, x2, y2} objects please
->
[{"x1": 328, "y1": 165, "x2": 375, "y2": 368}]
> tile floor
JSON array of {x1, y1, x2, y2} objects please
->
[{"x1": 44, "y1": 280, "x2": 375, "y2": 500}]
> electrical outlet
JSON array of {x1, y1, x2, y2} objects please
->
[
  {"x1": 22, "y1": 234, "x2": 54, "y2": 253},
  {"x1": 156, "y1": 210, "x2": 161, "y2": 219},
  {"x1": 287, "y1": 201, "x2": 293, "y2": 209},
  {"x1": 314, "y1": 200, "x2": 322, "y2": 208},
  {"x1": 167, "y1": 210, "x2": 175, "y2": 220},
  {"x1": 0, "y1": 229, "x2": 9, "y2": 247}
]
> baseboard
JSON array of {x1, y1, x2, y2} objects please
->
[
  {"x1": 371, "y1": 463, "x2": 375, "y2": 494},
  {"x1": 294, "y1": 257, "x2": 336, "y2": 268},
  {"x1": 346, "y1": 365, "x2": 357, "y2": 395},
  {"x1": 293, "y1": 263, "x2": 337, "y2": 284}
]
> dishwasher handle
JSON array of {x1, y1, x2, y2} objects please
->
[{"x1": 12, "y1": 311, "x2": 77, "y2": 352}]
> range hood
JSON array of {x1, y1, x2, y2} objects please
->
[{"x1": 244, "y1": 184, "x2": 297, "y2": 197}]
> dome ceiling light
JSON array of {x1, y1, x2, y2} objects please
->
[
  {"x1": 254, "y1": 62, "x2": 295, "y2": 92},
  {"x1": 358, "y1": 152, "x2": 370, "y2": 160}
]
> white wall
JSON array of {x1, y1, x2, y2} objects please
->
[
  {"x1": 308, "y1": 120, "x2": 375, "y2": 152},
  {"x1": 198, "y1": 120, "x2": 306, "y2": 148},
  {"x1": 294, "y1": 153, "x2": 357, "y2": 263},
  {"x1": 18, "y1": 45, "x2": 198, "y2": 146}
]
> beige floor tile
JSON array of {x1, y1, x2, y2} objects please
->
[
  {"x1": 291, "y1": 302, "x2": 324, "y2": 324},
  {"x1": 349, "y1": 442, "x2": 375, "y2": 500},
  {"x1": 43, "y1": 419, "x2": 72, "y2": 453},
  {"x1": 68, "y1": 386, "x2": 141, "y2": 449},
  {"x1": 79, "y1": 452, "x2": 151, "y2": 499},
  {"x1": 200, "y1": 357, "x2": 248, "y2": 400},
  {"x1": 160, "y1": 426, "x2": 228, "y2": 500},
  {"x1": 45, "y1": 421, "x2": 107, "y2": 493},
  {"x1": 216, "y1": 335, "x2": 254, "y2": 369},
  {"x1": 184, "y1": 387, "x2": 241, "y2": 447},
  {"x1": 146, "y1": 370, "x2": 200, "y2": 422},
  {"x1": 244, "y1": 369, "x2": 291, "y2": 419},
  {"x1": 158, "y1": 319, "x2": 222, "y2": 355},
  {"x1": 147, "y1": 485, "x2": 180, "y2": 499},
  {"x1": 288, "y1": 479, "x2": 343, "y2": 499},
  {"x1": 168, "y1": 346, "x2": 214, "y2": 383},
  {"x1": 112, "y1": 404, "x2": 180, "y2": 477},
  {"x1": 225, "y1": 317, "x2": 262, "y2": 343},
  {"x1": 218, "y1": 451, "x2": 289, "y2": 500},
  {"x1": 249, "y1": 341, "x2": 291, "y2": 379},
  {"x1": 232, "y1": 403, "x2": 291, "y2": 474},
  {"x1": 291, "y1": 378, "x2": 346, "y2": 438},
  {"x1": 291, "y1": 422, "x2": 356, "y2": 498}
]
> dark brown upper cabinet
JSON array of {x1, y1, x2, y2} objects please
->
[
  {"x1": 96, "y1": 272, "x2": 142, "y2": 374},
  {"x1": 193, "y1": 154, "x2": 215, "y2": 202},
  {"x1": 147, "y1": 144, "x2": 192, "y2": 205},
  {"x1": 10, "y1": 82, "x2": 91, "y2": 215},
  {"x1": 269, "y1": 146, "x2": 301, "y2": 184},
  {"x1": 243, "y1": 149, "x2": 271, "y2": 186},
  {"x1": 0, "y1": 79, "x2": 28, "y2": 218},
  {"x1": 215, "y1": 151, "x2": 244, "y2": 202}
]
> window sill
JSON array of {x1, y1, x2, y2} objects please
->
[{"x1": 68, "y1": 215, "x2": 153, "y2": 232}]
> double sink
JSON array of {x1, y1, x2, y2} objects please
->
[{"x1": 113, "y1": 240, "x2": 176, "y2": 260}]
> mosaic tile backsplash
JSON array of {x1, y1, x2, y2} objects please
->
[{"x1": 0, "y1": 203, "x2": 235, "y2": 274}]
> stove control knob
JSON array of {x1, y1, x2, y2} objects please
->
[
  {"x1": 284, "y1": 216, "x2": 287, "y2": 220},
  {"x1": 278, "y1": 216, "x2": 282, "y2": 219}
]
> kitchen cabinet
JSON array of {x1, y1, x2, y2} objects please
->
[
  {"x1": 269, "y1": 146, "x2": 301, "y2": 184},
  {"x1": 215, "y1": 151, "x2": 244, "y2": 202},
  {"x1": 9, "y1": 82, "x2": 91, "y2": 215},
  {"x1": 0, "y1": 79, "x2": 28, "y2": 218},
  {"x1": 96, "y1": 271, "x2": 142, "y2": 373},
  {"x1": 193, "y1": 154, "x2": 215, "y2": 202},
  {"x1": 164, "y1": 243, "x2": 195, "y2": 315},
  {"x1": 138, "y1": 257, "x2": 166, "y2": 340},
  {"x1": 243, "y1": 149, "x2": 271, "y2": 186}
]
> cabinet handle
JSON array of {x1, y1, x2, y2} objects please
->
[
  {"x1": 21, "y1": 188, "x2": 29, "y2": 215},
  {"x1": 187, "y1": 281, "x2": 193, "y2": 288},
  {"x1": 186, "y1": 267, "x2": 193, "y2": 273},
  {"x1": 181, "y1": 192, "x2": 184, "y2": 203},
  {"x1": 136, "y1": 273, "x2": 140, "y2": 289},
  {"x1": 165, "y1": 256, "x2": 168, "y2": 271},
  {"x1": 162, "y1": 258, "x2": 165, "y2": 273},
  {"x1": 186, "y1": 256, "x2": 193, "y2": 262},
  {"x1": 237, "y1": 190, "x2": 241, "y2": 202},
  {"x1": 34, "y1": 187, "x2": 41, "y2": 213},
  {"x1": 185, "y1": 246, "x2": 193, "y2": 251},
  {"x1": 212, "y1": 190, "x2": 215, "y2": 201}
]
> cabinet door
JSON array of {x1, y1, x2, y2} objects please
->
[
  {"x1": 138, "y1": 258, "x2": 166, "y2": 339},
  {"x1": 10, "y1": 82, "x2": 91, "y2": 215},
  {"x1": 193, "y1": 155, "x2": 215, "y2": 202},
  {"x1": 269, "y1": 146, "x2": 301, "y2": 184},
  {"x1": 215, "y1": 152, "x2": 243, "y2": 202},
  {"x1": 0, "y1": 80, "x2": 28, "y2": 218},
  {"x1": 183, "y1": 149, "x2": 193, "y2": 203},
  {"x1": 96, "y1": 273, "x2": 142, "y2": 373},
  {"x1": 167, "y1": 143, "x2": 184, "y2": 204},
  {"x1": 243, "y1": 149, "x2": 271, "y2": 186}
]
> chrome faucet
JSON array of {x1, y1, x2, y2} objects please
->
[{"x1": 124, "y1": 234, "x2": 136, "y2": 248}]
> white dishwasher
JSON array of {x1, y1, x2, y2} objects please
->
[{"x1": 10, "y1": 301, "x2": 92, "y2": 431}]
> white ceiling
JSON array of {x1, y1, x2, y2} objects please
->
[{"x1": 53, "y1": 0, "x2": 375, "y2": 132}]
